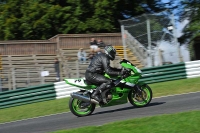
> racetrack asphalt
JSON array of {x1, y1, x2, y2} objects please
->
[{"x1": 0, "y1": 92, "x2": 200, "y2": 133}]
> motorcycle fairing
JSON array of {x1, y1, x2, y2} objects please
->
[{"x1": 64, "y1": 78, "x2": 96, "y2": 89}]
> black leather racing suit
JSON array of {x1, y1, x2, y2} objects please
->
[{"x1": 85, "y1": 53, "x2": 121, "y2": 99}]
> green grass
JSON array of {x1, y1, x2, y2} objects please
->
[
  {"x1": 50, "y1": 110, "x2": 200, "y2": 133},
  {"x1": 149, "y1": 77, "x2": 200, "y2": 97},
  {"x1": 0, "y1": 98, "x2": 70, "y2": 123},
  {"x1": 0, "y1": 77, "x2": 200, "y2": 123}
]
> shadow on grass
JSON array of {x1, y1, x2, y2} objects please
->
[{"x1": 92, "y1": 102, "x2": 166, "y2": 115}]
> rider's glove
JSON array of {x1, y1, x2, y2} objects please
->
[{"x1": 120, "y1": 68, "x2": 131, "y2": 79}]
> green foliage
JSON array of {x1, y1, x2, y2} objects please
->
[
  {"x1": 176, "y1": 0, "x2": 200, "y2": 59},
  {"x1": 178, "y1": 0, "x2": 200, "y2": 42},
  {"x1": 0, "y1": 0, "x2": 166, "y2": 40}
]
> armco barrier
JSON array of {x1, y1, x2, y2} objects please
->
[
  {"x1": 0, "y1": 83, "x2": 55, "y2": 109},
  {"x1": 0, "y1": 81, "x2": 80, "y2": 109},
  {"x1": 139, "y1": 62, "x2": 186, "y2": 83},
  {"x1": 140, "y1": 60, "x2": 200, "y2": 83},
  {"x1": 0, "y1": 60, "x2": 200, "y2": 109}
]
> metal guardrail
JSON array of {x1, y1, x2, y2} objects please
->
[
  {"x1": 140, "y1": 60, "x2": 200, "y2": 83},
  {"x1": 140, "y1": 62, "x2": 186, "y2": 83},
  {"x1": 0, "y1": 83, "x2": 55, "y2": 109},
  {"x1": 0, "y1": 60, "x2": 200, "y2": 109}
]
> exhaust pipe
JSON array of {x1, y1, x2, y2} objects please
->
[{"x1": 70, "y1": 92, "x2": 99, "y2": 104}]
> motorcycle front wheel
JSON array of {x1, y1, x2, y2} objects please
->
[
  {"x1": 69, "y1": 97, "x2": 96, "y2": 117},
  {"x1": 128, "y1": 84, "x2": 152, "y2": 107}
]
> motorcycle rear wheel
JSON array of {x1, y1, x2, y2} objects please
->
[
  {"x1": 128, "y1": 84, "x2": 152, "y2": 107},
  {"x1": 69, "y1": 97, "x2": 96, "y2": 117}
]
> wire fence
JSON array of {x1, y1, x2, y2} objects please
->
[{"x1": 119, "y1": 10, "x2": 182, "y2": 67}]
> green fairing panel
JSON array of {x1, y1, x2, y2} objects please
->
[
  {"x1": 125, "y1": 75, "x2": 140, "y2": 83},
  {"x1": 121, "y1": 62, "x2": 135, "y2": 69},
  {"x1": 100, "y1": 87, "x2": 130, "y2": 107},
  {"x1": 64, "y1": 78, "x2": 96, "y2": 89},
  {"x1": 121, "y1": 62, "x2": 141, "y2": 75}
]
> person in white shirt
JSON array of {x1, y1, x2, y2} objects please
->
[
  {"x1": 89, "y1": 38, "x2": 98, "y2": 51},
  {"x1": 77, "y1": 48, "x2": 87, "y2": 64}
]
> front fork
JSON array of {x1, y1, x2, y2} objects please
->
[
  {"x1": 134, "y1": 85, "x2": 143, "y2": 94},
  {"x1": 133, "y1": 84, "x2": 147, "y2": 101}
]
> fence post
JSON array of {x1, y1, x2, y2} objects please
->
[
  {"x1": 40, "y1": 66, "x2": 45, "y2": 84},
  {"x1": 147, "y1": 19, "x2": 154, "y2": 67},
  {"x1": 11, "y1": 68, "x2": 16, "y2": 90},
  {"x1": 27, "y1": 69, "x2": 30, "y2": 87},
  {"x1": 8, "y1": 72, "x2": 11, "y2": 90},
  {"x1": 158, "y1": 49, "x2": 164, "y2": 66},
  {"x1": 76, "y1": 60, "x2": 80, "y2": 78},
  {"x1": 76, "y1": 60, "x2": 79, "y2": 78},
  {"x1": 121, "y1": 25, "x2": 127, "y2": 59}
]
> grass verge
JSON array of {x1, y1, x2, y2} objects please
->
[
  {"x1": 50, "y1": 110, "x2": 200, "y2": 133},
  {"x1": 0, "y1": 77, "x2": 199, "y2": 123},
  {"x1": 149, "y1": 77, "x2": 200, "y2": 97}
]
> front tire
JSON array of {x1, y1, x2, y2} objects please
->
[
  {"x1": 69, "y1": 96, "x2": 96, "y2": 117},
  {"x1": 128, "y1": 84, "x2": 152, "y2": 107}
]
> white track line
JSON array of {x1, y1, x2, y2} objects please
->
[
  {"x1": 1, "y1": 91, "x2": 200, "y2": 125},
  {"x1": 153, "y1": 91, "x2": 200, "y2": 99},
  {"x1": 0, "y1": 112, "x2": 71, "y2": 125}
]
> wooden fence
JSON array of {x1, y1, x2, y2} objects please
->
[
  {"x1": 0, "y1": 49, "x2": 121, "y2": 91},
  {"x1": 0, "y1": 33, "x2": 122, "y2": 91},
  {"x1": 0, "y1": 41, "x2": 57, "y2": 55},
  {"x1": 0, "y1": 33, "x2": 122, "y2": 55}
]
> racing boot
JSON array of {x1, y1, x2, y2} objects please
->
[
  {"x1": 91, "y1": 83, "x2": 108, "y2": 102},
  {"x1": 91, "y1": 87, "x2": 101, "y2": 102}
]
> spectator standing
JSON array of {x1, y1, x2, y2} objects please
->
[
  {"x1": 90, "y1": 38, "x2": 98, "y2": 51},
  {"x1": 77, "y1": 48, "x2": 87, "y2": 64},
  {"x1": 54, "y1": 58, "x2": 60, "y2": 81},
  {"x1": 97, "y1": 39, "x2": 105, "y2": 49}
]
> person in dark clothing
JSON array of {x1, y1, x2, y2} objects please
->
[
  {"x1": 54, "y1": 58, "x2": 60, "y2": 81},
  {"x1": 97, "y1": 39, "x2": 105, "y2": 48},
  {"x1": 89, "y1": 38, "x2": 98, "y2": 52},
  {"x1": 85, "y1": 45, "x2": 127, "y2": 102}
]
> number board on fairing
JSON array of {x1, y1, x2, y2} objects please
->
[{"x1": 73, "y1": 79, "x2": 86, "y2": 86}]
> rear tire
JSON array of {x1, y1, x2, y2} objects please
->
[
  {"x1": 128, "y1": 84, "x2": 152, "y2": 107},
  {"x1": 69, "y1": 94, "x2": 96, "y2": 117}
]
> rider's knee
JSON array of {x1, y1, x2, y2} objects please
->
[{"x1": 105, "y1": 80, "x2": 112, "y2": 89}]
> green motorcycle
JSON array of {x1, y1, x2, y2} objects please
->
[{"x1": 65, "y1": 59, "x2": 152, "y2": 117}]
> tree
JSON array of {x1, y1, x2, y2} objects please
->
[
  {"x1": 173, "y1": 0, "x2": 200, "y2": 60},
  {"x1": 0, "y1": 0, "x2": 167, "y2": 40},
  {"x1": 176, "y1": 0, "x2": 200, "y2": 43}
]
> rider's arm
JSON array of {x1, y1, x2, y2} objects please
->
[
  {"x1": 102, "y1": 58, "x2": 120, "y2": 76},
  {"x1": 110, "y1": 66, "x2": 121, "y2": 71}
]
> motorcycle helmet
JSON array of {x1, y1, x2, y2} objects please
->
[{"x1": 104, "y1": 45, "x2": 116, "y2": 61}]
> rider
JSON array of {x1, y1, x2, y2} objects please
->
[{"x1": 85, "y1": 45, "x2": 128, "y2": 102}]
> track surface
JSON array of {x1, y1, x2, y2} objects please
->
[{"x1": 0, "y1": 92, "x2": 200, "y2": 133}]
